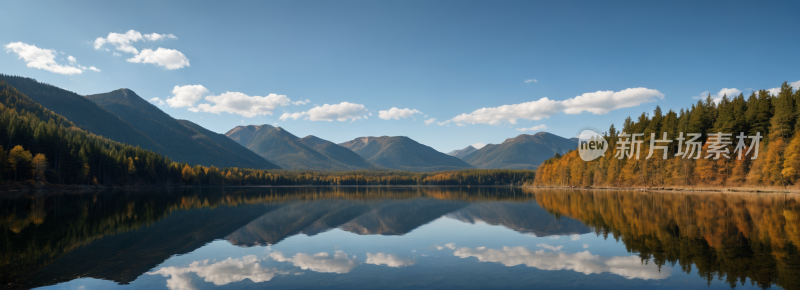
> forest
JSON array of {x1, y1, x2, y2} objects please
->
[
  {"x1": 0, "y1": 80, "x2": 533, "y2": 187},
  {"x1": 534, "y1": 81, "x2": 800, "y2": 188}
]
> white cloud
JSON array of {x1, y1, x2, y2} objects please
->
[
  {"x1": 192, "y1": 92, "x2": 290, "y2": 117},
  {"x1": 270, "y1": 251, "x2": 360, "y2": 274},
  {"x1": 148, "y1": 255, "x2": 289, "y2": 290},
  {"x1": 127, "y1": 48, "x2": 190, "y2": 70},
  {"x1": 280, "y1": 102, "x2": 367, "y2": 122},
  {"x1": 67, "y1": 55, "x2": 77, "y2": 63},
  {"x1": 515, "y1": 124, "x2": 547, "y2": 132},
  {"x1": 5, "y1": 42, "x2": 83, "y2": 75},
  {"x1": 570, "y1": 235, "x2": 581, "y2": 241},
  {"x1": 95, "y1": 30, "x2": 177, "y2": 53},
  {"x1": 767, "y1": 88, "x2": 781, "y2": 96},
  {"x1": 167, "y1": 85, "x2": 209, "y2": 108},
  {"x1": 766, "y1": 81, "x2": 800, "y2": 96},
  {"x1": 144, "y1": 33, "x2": 177, "y2": 41},
  {"x1": 280, "y1": 112, "x2": 305, "y2": 121},
  {"x1": 471, "y1": 143, "x2": 487, "y2": 149},
  {"x1": 94, "y1": 30, "x2": 144, "y2": 54},
  {"x1": 95, "y1": 30, "x2": 187, "y2": 69},
  {"x1": 424, "y1": 118, "x2": 437, "y2": 125},
  {"x1": 525, "y1": 79, "x2": 538, "y2": 83},
  {"x1": 88, "y1": 66, "x2": 101, "y2": 72},
  {"x1": 691, "y1": 91, "x2": 710, "y2": 100},
  {"x1": 292, "y1": 99, "x2": 310, "y2": 105},
  {"x1": 149, "y1": 97, "x2": 165, "y2": 105},
  {"x1": 444, "y1": 243, "x2": 456, "y2": 250},
  {"x1": 112, "y1": 52, "x2": 122, "y2": 57},
  {"x1": 378, "y1": 107, "x2": 422, "y2": 120},
  {"x1": 693, "y1": 88, "x2": 742, "y2": 104},
  {"x1": 583, "y1": 244, "x2": 589, "y2": 248},
  {"x1": 454, "y1": 246, "x2": 670, "y2": 280},
  {"x1": 365, "y1": 253, "x2": 416, "y2": 268},
  {"x1": 448, "y1": 88, "x2": 663, "y2": 126}
]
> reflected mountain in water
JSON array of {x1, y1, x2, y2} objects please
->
[
  {"x1": 225, "y1": 198, "x2": 589, "y2": 246},
  {"x1": 447, "y1": 201, "x2": 589, "y2": 236},
  {"x1": 13, "y1": 203, "x2": 277, "y2": 289}
]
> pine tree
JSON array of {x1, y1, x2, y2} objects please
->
[{"x1": 770, "y1": 81, "x2": 796, "y2": 140}]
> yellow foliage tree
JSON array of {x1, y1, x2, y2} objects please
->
[
  {"x1": 8, "y1": 145, "x2": 32, "y2": 181},
  {"x1": 32, "y1": 153, "x2": 48, "y2": 181}
]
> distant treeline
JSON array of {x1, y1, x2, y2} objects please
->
[
  {"x1": 535, "y1": 81, "x2": 800, "y2": 188},
  {"x1": 0, "y1": 80, "x2": 533, "y2": 187}
]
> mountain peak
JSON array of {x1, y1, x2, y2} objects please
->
[
  {"x1": 340, "y1": 136, "x2": 473, "y2": 171},
  {"x1": 464, "y1": 132, "x2": 577, "y2": 170},
  {"x1": 226, "y1": 126, "x2": 374, "y2": 170},
  {"x1": 448, "y1": 145, "x2": 478, "y2": 159}
]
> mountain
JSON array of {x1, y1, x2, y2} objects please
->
[
  {"x1": 447, "y1": 145, "x2": 478, "y2": 159},
  {"x1": 225, "y1": 124, "x2": 375, "y2": 170},
  {"x1": 296, "y1": 135, "x2": 374, "y2": 169},
  {"x1": 0, "y1": 74, "x2": 162, "y2": 152},
  {"x1": 339, "y1": 136, "x2": 474, "y2": 171},
  {"x1": 85, "y1": 89, "x2": 280, "y2": 169},
  {"x1": 462, "y1": 132, "x2": 577, "y2": 169},
  {"x1": 446, "y1": 202, "x2": 590, "y2": 237}
]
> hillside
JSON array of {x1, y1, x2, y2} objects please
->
[
  {"x1": 225, "y1": 125, "x2": 374, "y2": 170},
  {"x1": 85, "y1": 89, "x2": 280, "y2": 169},
  {"x1": 339, "y1": 136, "x2": 474, "y2": 171},
  {"x1": 0, "y1": 74, "x2": 162, "y2": 153},
  {"x1": 447, "y1": 145, "x2": 478, "y2": 159},
  {"x1": 296, "y1": 135, "x2": 375, "y2": 169},
  {"x1": 0, "y1": 79, "x2": 182, "y2": 185},
  {"x1": 463, "y1": 132, "x2": 576, "y2": 169}
]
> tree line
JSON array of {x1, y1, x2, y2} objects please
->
[
  {"x1": 534, "y1": 81, "x2": 800, "y2": 188},
  {"x1": 0, "y1": 80, "x2": 534, "y2": 187}
]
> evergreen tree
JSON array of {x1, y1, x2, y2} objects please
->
[{"x1": 770, "y1": 81, "x2": 796, "y2": 139}]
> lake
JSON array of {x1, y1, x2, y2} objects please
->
[{"x1": 2, "y1": 187, "x2": 798, "y2": 290}]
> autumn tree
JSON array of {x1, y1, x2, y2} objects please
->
[
  {"x1": 8, "y1": 145, "x2": 32, "y2": 181},
  {"x1": 32, "y1": 153, "x2": 48, "y2": 181}
]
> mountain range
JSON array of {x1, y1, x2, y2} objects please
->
[
  {"x1": 225, "y1": 124, "x2": 377, "y2": 170},
  {"x1": 0, "y1": 74, "x2": 577, "y2": 172},
  {"x1": 452, "y1": 132, "x2": 577, "y2": 170},
  {"x1": 339, "y1": 136, "x2": 473, "y2": 171},
  {"x1": 0, "y1": 75, "x2": 279, "y2": 169}
]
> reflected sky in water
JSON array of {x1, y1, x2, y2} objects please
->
[{"x1": 1, "y1": 187, "x2": 795, "y2": 290}]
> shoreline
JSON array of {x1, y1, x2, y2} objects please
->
[
  {"x1": 2, "y1": 182, "x2": 798, "y2": 195},
  {"x1": 523, "y1": 185, "x2": 800, "y2": 194}
]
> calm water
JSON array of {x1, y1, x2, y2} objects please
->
[{"x1": 2, "y1": 187, "x2": 798, "y2": 290}]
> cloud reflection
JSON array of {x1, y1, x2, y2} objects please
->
[
  {"x1": 148, "y1": 255, "x2": 288, "y2": 290},
  {"x1": 270, "y1": 250, "x2": 360, "y2": 274},
  {"x1": 366, "y1": 253, "x2": 416, "y2": 268},
  {"x1": 453, "y1": 246, "x2": 670, "y2": 280}
]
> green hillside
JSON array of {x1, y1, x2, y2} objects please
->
[
  {"x1": 85, "y1": 89, "x2": 279, "y2": 169},
  {"x1": 0, "y1": 74, "x2": 162, "y2": 153}
]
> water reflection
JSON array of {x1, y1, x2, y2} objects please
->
[
  {"x1": 0, "y1": 187, "x2": 797, "y2": 289},
  {"x1": 452, "y1": 245, "x2": 671, "y2": 280},
  {"x1": 270, "y1": 251, "x2": 360, "y2": 274},
  {"x1": 148, "y1": 255, "x2": 290, "y2": 289}
]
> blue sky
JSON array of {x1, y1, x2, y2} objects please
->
[{"x1": 2, "y1": 1, "x2": 799, "y2": 153}]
